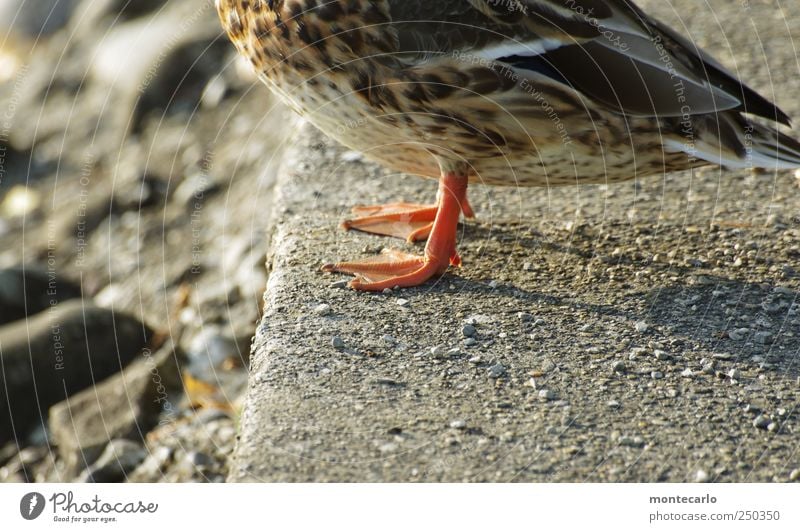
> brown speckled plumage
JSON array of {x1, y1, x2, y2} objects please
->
[
  {"x1": 215, "y1": 0, "x2": 800, "y2": 290},
  {"x1": 217, "y1": 0, "x2": 800, "y2": 186}
]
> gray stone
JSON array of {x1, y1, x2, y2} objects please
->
[
  {"x1": 538, "y1": 389, "x2": 556, "y2": 400},
  {"x1": 0, "y1": 0, "x2": 79, "y2": 39},
  {"x1": 313, "y1": 303, "x2": 332, "y2": 316},
  {"x1": 185, "y1": 451, "x2": 213, "y2": 467},
  {"x1": 0, "y1": 266, "x2": 82, "y2": 325},
  {"x1": 130, "y1": 446, "x2": 173, "y2": 479},
  {"x1": 752, "y1": 415, "x2": 771, "y2": 430},
  {"x1": 728, "y1": 328, "x2": 750, "y2": 341},
  {"x1": 619, "y1": 435, "x2": 645, "y2": 448},
  {"x1": 78, "y1": 439, "x2": 146, "y2": 482},
  {"x1": 1, "y1": 301, "x2": 152, "y2": 443},
  {"x1": 754, "y1": 332, "x2": 773, "y2": 345},
  {"x1": 462, "y1": 324, "x2": 477, "y2": 337},
  {"x1": 430, "y1": 345, "x2": 451, "y2": 358},
  {"x1": 488, "y1": 364, "x2": 507, "y2": 378},
  {"x1": 48, "y1": 338, "x2": 182, "y2": 476}
]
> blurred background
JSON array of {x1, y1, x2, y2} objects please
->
[{"x1": 0, "y1": 0, "x2": 290, "y2": 482}]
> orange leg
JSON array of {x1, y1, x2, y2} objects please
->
[
  {"x1": 342, "y1": 190, "x2": 475, "y2": 243},
  {"x1": 323, "y1": 172, "x2": 468, "y2": 291}
]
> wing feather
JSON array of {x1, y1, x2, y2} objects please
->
[{"x1": 386, "y1": 0, "x2": 790, "y2": 124}]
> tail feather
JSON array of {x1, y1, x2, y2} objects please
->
[
  {"x1": 749, "y1": 122, "x2": 800, "y2": 167},
  {"x1": 664, "y1": 113, "x2": 800, "y2": 170}
]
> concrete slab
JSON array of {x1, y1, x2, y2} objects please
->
[{"x1": 229, "y1": 1, "x2": 800, "y2": 482}]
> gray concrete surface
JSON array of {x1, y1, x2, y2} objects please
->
[{"x1": 229, "y1": 1, "x2": 800, "y2": 482}]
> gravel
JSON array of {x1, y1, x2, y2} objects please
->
[
  {"x1": 431, "y1": 345, "x2": 449, "y2": 358},
  {"x1": 728, "y1": 328, "x2": 750, "y2": 341},
  {"x1": 754, "y1": 332, "x2": 773, "y2": 345},
  {"x1": 753, "y1": 415, "x2": 771, "y2": 430},
  {"x1": 488, "y1": 364, "x2": 507, "y2": 378},
  {"x1": 653, "y1": 350, "x2": 669, "y2": 360},
  {"x1": 186, "y1": 451, "x2": 213, "y2": 467},
  {"x1": 618, "y1": 436, "x2": 644, "y2": 448},
  {"x1": 314, "y1": 303, "x2": 332, "y2": 316},
  {"x1": 538, "y1": 389, "x2": 556, "y2": 400}
]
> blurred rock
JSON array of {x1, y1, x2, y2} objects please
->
[
  {"x1": 73, "y1": 0, "x2": 168, "y2": 30},
  {"x1": 173, "y1": 172, "x2": 220, "y2": 207},
  {"x1": 0, "y1": 266, "x2": 82, "y2": 325},
  {"x1": 192, "y1": 278, "x2": 239, "y2": 308},
  {"x1": 0, "y1": 0, "x2": 282, "y2": 484},
  {"x1": 113, "y1": 173, "x2": 167, "y2": 212},
  {"x1": 93, "y1": 283, "x2": 135, "y2": 308},
  {"x1": 88, "y1": 0, "x2": 225, "y2": 131},
  {"x1": 200, "y1": 75, "x2": 228, "y2": 109},
  {"x1": 77, "y1": 439, "x2": 147, "y2": 482},
  {"x1": 0, "y1": 300, "x2": 152, "y2": 443},
  {"x1": 128, "y1": 446, "x2": 172, "y2": 480},
  {"x1": 48, "y1": 337, "x2": 182, "y2": 476},
  {"x1": 0, "y1": 185, "x2": 40, "y2": 218},
  {"x1": 0, "y1": 445, "x2": 49, "y2": 482},
  {"x1": 0, "y1": 0, "x2": 80, "y2": 40},
  {"x1": 186, "y1": 326, "x2": 243, "y2": 380},
  {"x1": 47, "y1": 181, "x2": 115, "y2": 259},
  {"x1": 235, "y1": 248, "x2": 268, "y2": 301}
]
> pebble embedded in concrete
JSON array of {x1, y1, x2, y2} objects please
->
[
  {"x1": 488, "y1": 364, "x2": 506, "y2": 378},
  {"x1": 314, "y1": 303, "x2": 332, "y2": 316},
  {"x1": 753, "y1": 415, "x2": 771, "y2": 430}
]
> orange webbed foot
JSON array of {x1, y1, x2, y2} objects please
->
[
  {"x1": 324, "y1": 172, "x2": 469, "y2": 291},
  {"x1": 342, "y1": 202, "x2": 438, "y2": 242},
  {"x1": 342, "y1": 195, "x2": 475, "y2": 243},
  {"x1": 322, "y1": 248, "x2": 459, "y2": 291}
]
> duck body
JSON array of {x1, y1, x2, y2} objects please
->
[{"x1": 217, "y1": 0, "x2": 800, "y2": 290}]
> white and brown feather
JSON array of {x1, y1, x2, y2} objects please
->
[{"x1": 216, "y1": 0, "x2": 800, "y2": 187}]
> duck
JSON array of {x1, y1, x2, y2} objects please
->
[{"x1": 216, "y1": 0, "x2": 800, "y2": 291}]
